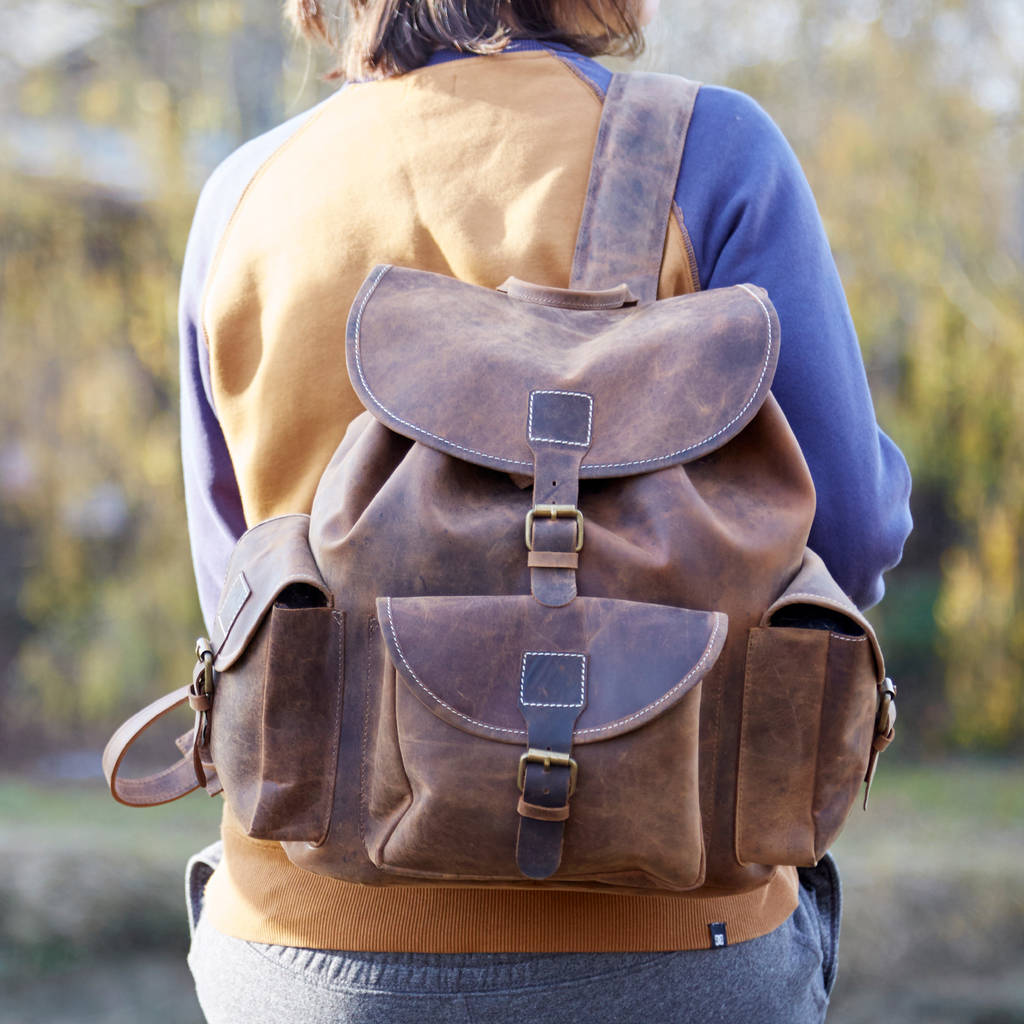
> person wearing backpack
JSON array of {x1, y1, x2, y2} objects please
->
[{"x1": 142, "y1": 1, "x2": 913, "y2": 1020}]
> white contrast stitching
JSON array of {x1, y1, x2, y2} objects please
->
[
  {"x1": 585, "y1": 286, "x2": 774, "y2": 469},
  {"x1": 527, "y1": 390, "x2": 594, "y2": 448},
  {"x1": 777, "y1": 591, "x2": 860, "y2": 615},
  {"x1": 382, "y1": 598, "x2": 525, "y2": 737},
  {"x1": 508, "y1": 291, "x2": 628, "y2": 311},
  {"x1": 353, "y1": 268, "x2": 532, "y2": 468},
  {"x1": 575, "y1": 614, "x2": 723, "y2": 737},
  {"x1": 829, "y1": 634, "x2": 867, "y2": 643},
  {"x1": 353, "y1": 278, "x2": 773, "y2": 473},
  {"x1": 520, "y1": 652, "x2": 587, "y2": 707}
]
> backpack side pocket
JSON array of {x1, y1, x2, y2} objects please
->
[
  {"x1": 735, "y1": 549, "x2": 887, "y2": 867},
  {"x1": 208, "y1": 515, "x2": 343, "y2": 845}
]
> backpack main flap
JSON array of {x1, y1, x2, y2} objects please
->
[
  {"x1": 376, "y1": 594, "x2": 727, "y2": 744},
  {"x1": 348, "y1": 265, "x2": 779, "y2": 478},
  {"x1": 211, "y1": 513, "x2": 333, "y2": 671}
]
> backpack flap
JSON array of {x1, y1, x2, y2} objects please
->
[
  {"x1": 346, "y1": 265, "x2": 779, "y2": 479},
  {"x1": 362, "y1": 593, "x2": 727, "y2": 887}
]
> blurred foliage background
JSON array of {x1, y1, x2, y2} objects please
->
[
  {"x1": 0, "y1": 0, "x2": 1022, "y2": 1020},
  {"x1": 1, "y1": 0, "x2": 1021, "y2": 762}
]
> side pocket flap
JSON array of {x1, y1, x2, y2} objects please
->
[
  {"x1": 763, "y1": 549, "x2": 884, "y2": 680},
  {"x1": 377, "y1": 595, "x2": 727, "y2": 745},
  {"x1": 212, "y1": 514, "x2": 333, "y2": 671}
]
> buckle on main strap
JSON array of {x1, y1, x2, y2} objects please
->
[
  {"x1": 517, "y1": 748, "x2": 579, "y2": 796},
  {"x1": 524, "y1": 505, "x2": 585, "y2": 552}
]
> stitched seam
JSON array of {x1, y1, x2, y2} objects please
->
[
  {"x1": 358, "y1": 617, "x2": 375, "y2": 847},
  {"x1": 586, "y1": 285, "x2": 773, "y2": 469},
  {"x1": 383, "y1": 599, "x2": 524, "y2": 737},
  {"x1": 671, "y1": 199, "x2": 702, "y2": 293},
  {"x1": 547, "y1": 49, "x2": 606, "y2": 104},
  {"x1": 511, "y1": 291, "x2": 626, "y2": 310},
  {"x1": 214, "y1": 573, "x2": 250, "y2": 642},
  {"x1": 528, "y1": 390, "x2": 593, "y2": 447},
  {"x1": 576, "y1": 614, "x2": 722, "y2": 736},
  {"x1": 353, "y1": 271, "x2": 532, "y2": 468},
  {"x1": 312, "y1": 610, "x2": 345, "y2": 847},
  {"x1": 777, "y1": 591, "x2": 860, "y2": 615},
  {"x1": 830, "y1": 634, "x2": 866, "y2": 643},
  {"x1": 199, "y1": 93, "x2": 347, "y2": 355},
  {"x1": 355, "y1": 277, "x2": 769, "y2": 472},
  {"x1": 520, "y1": 652, "x2": 586, "y2": 708}
]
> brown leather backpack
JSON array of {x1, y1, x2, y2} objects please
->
[{"x1": 104, "y1": 72, "x2": 896, "y2": 896}]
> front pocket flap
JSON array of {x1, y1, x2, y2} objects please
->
[
  {"x1": 377, "y1": 595, "x2": 726, "y2": 744},
  {"x1": 763, "y1": 549, "x2": 884, "y2": 680},
  {"x1": 212, "y1": 514, "x2": 333, "y2": 671}
]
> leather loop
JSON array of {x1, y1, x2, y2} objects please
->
[
  {"x1": 527, "y1": 550, "x2": 579, "y2": 570},
  {"x1": 517, "y1": 796, "x2": 570, "y2": 822},
  {"x1": 102, "y1": 684, "x2": 205, "y2": 807}
]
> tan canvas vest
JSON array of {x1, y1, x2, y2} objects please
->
[{"x1": 105, "y1": 72, "x2": 896, "y2": 896}]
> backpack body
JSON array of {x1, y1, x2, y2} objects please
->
[{"x1": 104, "y1": 71, "x2": 893, "y2": 899}]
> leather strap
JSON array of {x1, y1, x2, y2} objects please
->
[
  {"x1": 515, "y1": 651, "x2": 587, "y2": 879},
  {"x1": 526, "y1": 389, "x2": 593, "y2": 607},
  {"x1": 571, "y1": 72, "x2": 700, "y2": 303},
  {"x1": 102, "y1": 684, "x2": 212, "y2": 807}
]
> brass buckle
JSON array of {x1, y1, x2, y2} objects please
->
[
  {"x1": 517, "y1": 748, "x2": 578, "y2": 796},
  {"x1": 874, "y1": 677, "x2": 897, "y2": 746},
  {"x1": 195, "y1": 637, "x2": 215, "y2": 698},
  {"x1": 524, "y1": 505, "x2": 585, "y2": 552}
]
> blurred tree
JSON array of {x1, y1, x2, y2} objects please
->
[
  {"x1": 1, "y1": 0, "x2": 1021, "y2": 758},
  {"x1": 0, "y1": 0, "x2": 332, "y2": 759},
  {"x1": 714, "y1": 2, "x2": 1024, "y2": 749}
]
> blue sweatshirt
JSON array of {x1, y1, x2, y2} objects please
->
[{"x1": 180, "y1": 41, "x2": 911, "y2": 629}]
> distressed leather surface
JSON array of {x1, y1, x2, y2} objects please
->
[
  {"x1": 212, "y1": 513, "x2": 333, "y2": 670},
  {"x1": 362, "y1": 617, "x2": 707, "y2": 890},
  {"x1": 377, "y1": 595, "x2": 725, "y2": 743},
  {"x1": 570, "y1": 73, "x2": 700, "y2": 303},
  {"x1": 209, "y1": 603, "x2": 344, "y2": 843},
  {"x1": 735, "y1": 567, "x2": 880, "y2": 867},
  {"x1": 347, "y1": 266, "x2": 779, "y2": 478},
  {"x1": 297, "y1": 370, "x2": 817, "y2": 889},
  {"x1": 105, "y1": 71, "x2": 888, "y2": 897}
]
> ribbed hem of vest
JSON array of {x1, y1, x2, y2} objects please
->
[{"x1": 201, "y1": 820, "x2": 799, "y2": 953}]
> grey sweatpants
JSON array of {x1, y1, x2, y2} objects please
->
[{"x1": 186, "y1": 842, "x2": 839, "y2": 1023}]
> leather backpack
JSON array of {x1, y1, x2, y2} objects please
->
[{"x1": 104, "y1": 72, "x2": 896, "y2": 895}]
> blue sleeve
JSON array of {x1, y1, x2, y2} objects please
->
[
  {"x1": 179, "y1": 170, "x2": 248, "y2": 634},
  {"x1": 678, "y1": 86, "x2": 912, "y2": 609},
  {"x1": 179, "y1": 104, "x2": 328, "y2": 631}
]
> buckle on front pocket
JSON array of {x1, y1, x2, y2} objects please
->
[{"x1": 517, "y1": 748, "x2": 579, "y2": 796}]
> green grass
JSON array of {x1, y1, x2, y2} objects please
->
[
  {"x1": 1, "y1": 760, "x2": 1022, "y2": 1022},
  {"x1": 0, "y1": 775, "x2": 222, "y2": 860}
]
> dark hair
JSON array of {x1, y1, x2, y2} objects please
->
[{"x1": 288, "y1": 0, "x2": 644, "y2": 81}]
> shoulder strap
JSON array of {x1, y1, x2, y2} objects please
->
[{"x1": 570, "y1": 72, "x2": 700, "y2": 303}]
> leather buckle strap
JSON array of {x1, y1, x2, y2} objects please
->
[
  {"x1": 524, "y1": 505, "x2": 585, "y2": 552},
  {"x1": 863, "y1": 677, "x2": 897, "y2": 810},
  {"x1": 101, "y1": 637, "x2": 219, "y2": 807},
  {"x1": 525, "y1": 389, "x2": 593, "y2": 608},
  {"x1": 515, "y1": 651, "x2": 587, "y2": 879},
  {"x1": 517, "y1": 748, "x2": 579, "y2": 796}
]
